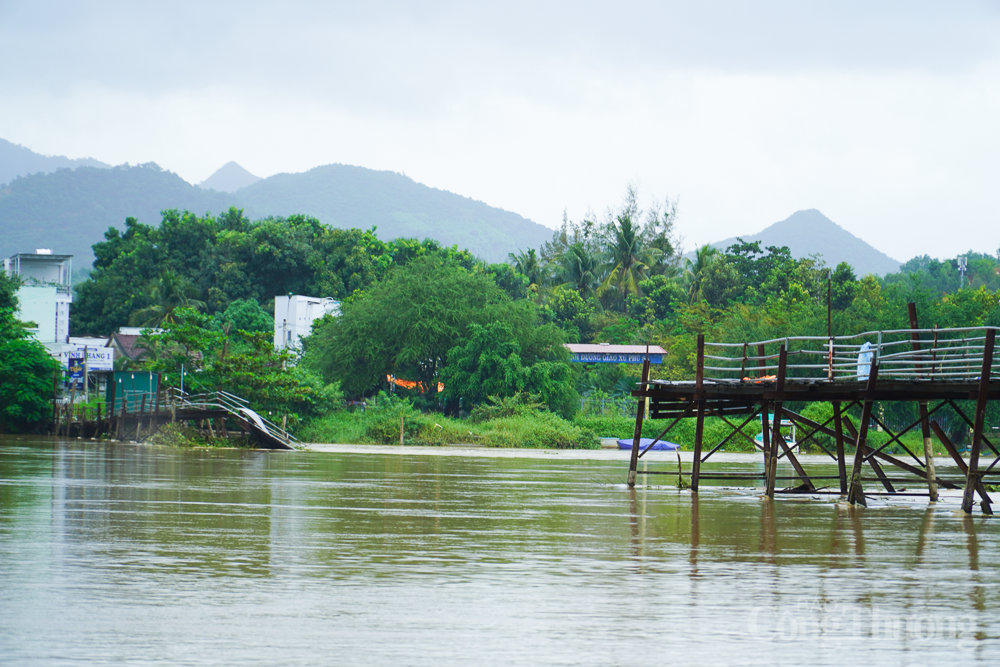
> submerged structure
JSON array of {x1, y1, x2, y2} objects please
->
[{"x1": 626, "y1": 304, "x2": 1000, "y2": 515}]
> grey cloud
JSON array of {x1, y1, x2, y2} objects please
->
[{"x1": 2, "y1": 1, "x2": 999, "y2": 115}]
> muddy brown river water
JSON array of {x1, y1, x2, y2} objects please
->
[{"x1": 1, "y1": 437, "x2": 998, "y2": 665}]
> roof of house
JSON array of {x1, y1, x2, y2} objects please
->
[
  {"x1": 564, "y1": 344, "x2": 667, "y2": 355},
  {"x1": 108, "y1": 333, "x2": 146, "y2": 361}
]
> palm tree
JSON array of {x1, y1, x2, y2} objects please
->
[
  {"x1": 556, "y1": 242, "x2": 604, "y2": 300},
  {"x1": 508, "y1": 249, "x2": 545, "y2": 289},
  {"x1": 129, "y1": 270, "x2": 207, "y2": 327},
  {"x1": 597, "y1": 210, "x2": 663, "y2": 310},
  {"x1": 684, "y1": 245, "x2": 718, "y2": 304}
]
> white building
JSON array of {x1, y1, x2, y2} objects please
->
[
  {"x1": 274, "y1": 295, "x2": 340, "y2": 351},
  {"x1": 3, "y1": 250, "x2": 73, "y2": 344}
]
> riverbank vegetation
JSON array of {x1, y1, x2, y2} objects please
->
[
  {"x1": 5, "y1": 185, "x2": 999, "y2": 446},
  {"x1": 1, "y1": 277, "x2": 62, "y2": 434}
]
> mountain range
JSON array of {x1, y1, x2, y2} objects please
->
[
  {"x1": 0, "y1": 138, "x2": 110, "y2": 185},
  {"x1": 689, "y1": 209, "x2": 900, "y2": 276},
  {"x1": 1, "y1": 139, "x2": 902, "y2": 275},
  {"x1": 0, "y1": 147, "x2": 554, "y2": 264}
]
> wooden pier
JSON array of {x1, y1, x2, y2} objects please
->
[{"x1": 627, "y1": 304, "x2": 1000, "y2": 514}]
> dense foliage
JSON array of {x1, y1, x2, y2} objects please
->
[
  {"x1": 137, "y1": 307, "x2": 340, "y2": 424},
  {"x1": 0, "y1": 306, "x2": 62, "y2": 434},
  {"x1": 47, "y1": 184, "x2": 1000, "y2": 445},
  {"x1": 303, "y1": 256, "x2": 577, "y2": 416},
  {"x1": 72, "y1": 207, "x2": 481, "y2": 335}
]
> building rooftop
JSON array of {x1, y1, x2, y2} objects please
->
[{"x1": 564, "y1": 344, "x2": 666, "y2": 355}]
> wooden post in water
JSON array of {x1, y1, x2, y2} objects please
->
[
  {"x1": 756, "y1": 343, "x2": 769, "y2": 483},
  {"x1": 908, "y1": 302, "x2": 938, "y2": 502},
  {"x1": 627, "y1": 349, "x2": 652, "y2": 487},
  {"x1": 51, "y1": 370, "x2": 59, "y2": 433},
  {"x1": 760, "y1": 399, "x2": 771, "y2": 492},
  {"x1": 848, "y1": 361, "x2": 879, "y2": 507},
  {"x1": 962, "y1": 328, "x2": 995, "y2": 514},
  {"x1": 117, "y1": 401, "x2": 126, "y2": 440},
  {"x1": 833, "y1": 401, "x2": 847, "y2": 494},
  {"x1": 690, "y1": 335, "x2": 705, "y2": 492},
  {"x1": 136, "y1": 395, "x2": 146, "y2": 441},
  {"x1": 765, "y1": 346, "x2": 788, "y2": 498},
  {"x1": 65, "y1": 384, "x2": 76, "y2": 437},
  {"x1": 153, "y1": 375, "x2": 161, "y2": 436}
]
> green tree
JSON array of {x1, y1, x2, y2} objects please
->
[
  {"x1": 440, "y1": 322, "x2": 527, "y2": 404},
  {"x1": 0, "y1": 308, "x2": 62, "y2": 433},
  {"x1": 509, "y1": 248, "x2": 545, "y2": 289},
  {"x1": 830, "y1": 262, "x2": 858, "y2": 310},
  {"x1": 699, "y1": 257, "x2": 741, "y2": 307},
  {"x1": 304, "y1": 256, "x2": 513, "y2": 396},
  {"x1": 139, "y1": 307, "x2": 336, "y2": 422},
  {"x1": 214, "y1": 298, "x2": 274, "y2": 334},
  {"x1": 0, "y1": 273, "x2": 20, "y2": 311},
  {"x1": 684, "y1": 245, "x2": 718, "y2": 304},
  {"x1": 440, "y1": 319, "x2": 578, "y2": 418},
  {"x1": 556, "y1": 242, "x2": 604, "y2": 300},
  {"x1": 598, "y1": 208, "x2": 662, "y2": 310},
  {"x1": 129, "y1": 269, "x2": 207, "y2": 327}
]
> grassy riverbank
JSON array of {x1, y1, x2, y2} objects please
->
[{"x1": 300, "y1": 396, "x2": 601, "y2": 449}]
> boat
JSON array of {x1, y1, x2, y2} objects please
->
[{"x1": 617, "y1": 438, "x2": 680, "y2": 451}]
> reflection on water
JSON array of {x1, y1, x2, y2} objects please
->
[{"x1": 1, "y1": 437, "x2": 999, "y2": 665}]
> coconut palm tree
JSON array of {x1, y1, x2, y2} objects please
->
[
  {"x1": 556, "y1": 242, "x2": 604, "y2": 300},
  {"x1": 508, "y1": 248, "x2": 545, "y2": 289},
  {"x1": 597, "y1": 210, "x2": 663, "y2": 310},
  {"x1": 129, "y1": 270, "x2": 207, "y2": 327},
  {"x1": 684, "y1": 245, "x2": 718, "y2": 304}
]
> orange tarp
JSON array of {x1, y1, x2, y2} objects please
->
[
  {"x1": 742, "y1": 375, "x2": 777, "y2": 383},
  {"x1": 387, "y1": 375, "x2": 444, "y2": 393}
]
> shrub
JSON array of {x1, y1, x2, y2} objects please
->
[{"x1": 479, "y1": 411, "x2": 599, "y2": 449}]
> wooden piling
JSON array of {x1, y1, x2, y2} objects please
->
[
  {"x1": 833, "y1": 401, "x2": 847, "y2": 494},
  {"x1": 116, "y1": 402, "x2": 126, "y2": 440},
  {"x1": 690, "y1": 336, "x2": 705, "y2": 492},
  {"x1": 848, "y1": 361, "x2": 879, "y2": 507},
  {"x1": 64, "y1": 385, "x2": 76, "y2": 437},
  {"x1": 51, "y1": 370, "x2": 59, "y2": 433},
  {"x1": 962, "y1": 328, "x2": 994, "y2": 514},
  {"x1": 765, "y1": 346, "x2": 788, "y2": 497},
  {"x1": 908, "y1": 303, "x2": 938, "y2": 502},
  {"x1": 136, "y1": 395, "x2": 146, "y2": 441},
  {"x1": 627, "y1": 351, "x2": 652, "y2": 487}
]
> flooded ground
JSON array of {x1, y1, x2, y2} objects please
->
[{"x1": 1, "y1": 437, "x2": 998, "y2": 665}]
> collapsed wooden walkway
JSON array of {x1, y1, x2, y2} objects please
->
[
  {"x1": 55, "y1": 388, "x2": 300, "y2": 450},
  {"x1": 627, "y1": 305, "x2": 1000, "y2": 515}
]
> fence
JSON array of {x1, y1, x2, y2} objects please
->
[{"x1": 701, "y1": 326, "x2": 1000, "y2": 382}]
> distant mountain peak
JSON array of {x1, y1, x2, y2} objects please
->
[
  {"x1": 700, "y1": 209, "x2": 900, "y2": 277},
  {"x1": 199, "y1": 161, "x2": 261, "y2": 193}
]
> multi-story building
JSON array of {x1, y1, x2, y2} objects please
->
[{"x1": 3, "y1": 249, "x2": 73, "y2": 344}]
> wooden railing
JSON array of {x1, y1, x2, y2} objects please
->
[{"x1": 700, "y1": 326, "x2": 1000, "y2": 382}]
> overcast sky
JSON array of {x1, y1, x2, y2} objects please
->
[{"x1": 2, "y1": 1, "x2": 999, "y2": 261}]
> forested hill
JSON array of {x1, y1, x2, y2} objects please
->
[
  {"x1": 0, "y1": 138, "x2": 110, "y2": 186},
  {"x1": 0, "y1": 161, "x2": 552, "y2": 264},
  {"x1": 0, "y1": 164, "x2": 235, "y2": 262},
  {"x1": 702, "y1": 209, "x2": 901, "y2": 276},
  {"x1": 236, "y1": 164, "x2": 553, "y2": 263}
]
